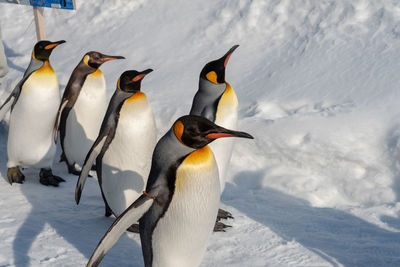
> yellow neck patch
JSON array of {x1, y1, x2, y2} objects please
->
[
  {"x1": 36, "y1": 60, "x2": 55, "y2": 75},
  {"x1": 206, "y1": 71, "x2": 220, "y2": 84},
  {"x1": 173, "y1": 120, "x2": 184, "y2": 143},
  {"x1": 182, "y1": 146, "x2": 213, "y2": 165},
  {"x1": 90, "y1": 68, "x2": 102, "y2": 77},
  {"x1": 220, "y1": 82, "x2": 238, "y2": 107},
  {"x1": 83, "y1": 55, "x2": 90, "y2": 67},
  {"x1": 125, "y1": 91, "x2": 146, "y2": 103},
  {"x1": 175, "y1": 146, "x2": 215, "y2": 191}
]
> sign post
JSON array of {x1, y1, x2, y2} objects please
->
[
  {"x1": 33, "y1": 6, "x2": 46, "y2": 41},
  {"x1": 0, "y1": 0, "x2": 76, "y2": 41}
]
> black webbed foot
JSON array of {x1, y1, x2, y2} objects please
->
[
  {"x1": 39, "y1": 168, "x2": 65, "y2": 187},
  {"x1": 59, "y1": 152, "x2": 67, "y2": 163},
  {"x1": 213, "y1": 221, "x2": 232, "y2": 232},
  {"x1": 7, "y1": 167, "x2": 25, "y2": 185},
  {"x1": 91, "y1": 164, "x2": 97, "y2": 171},
  {"x1": 67, "y1": 162, "x2": 81, "y2": 176},
  {"x1": 217, "y1": 208, "x2": 234, "y2": 221}
]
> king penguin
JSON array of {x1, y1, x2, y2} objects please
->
[
  {"x1": 75, "y1": 69, "x2": 156, "y2": 219},
  {"x1": 189, "y1": 45, "x2": 239, "y2": 222},
  {"x1": 54, "y1": 51, "x2": 124, "y2": 175},
  {"x1": 86, "y1": 115, "x2": 253, "y2": 267},
  {"x1": 0, "y1": 40, "x2": 66, "y2": 186}
]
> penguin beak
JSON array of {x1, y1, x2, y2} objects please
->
[
  {"x1": 132, "y1": 69, "x2": 153, "y2": 82},
  {"x1": 206, "y1": 126, "x2": 253, "y2": 140},
  {"x1": 100, "y1": 55, "x2": 125, "y2": 62},
  {"x1": 221, "y1": 44, "x2": 239, "y2": 67},
  {"x1": 44, "y1": 40, "x2": 66, "y2": 50}
]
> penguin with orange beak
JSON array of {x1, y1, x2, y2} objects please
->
[
  {"x1": 0, "y1": 40, "x2": 66, "y2": 186},
  {"x1": 190, "y1": 45, "x2": 240, "y2": 226},
  {"x1": 54, "y1": 51, "x2": 124, "y2": 175},
  {"x1": 86, "y1": 115, "x2": 253, "y2": 267},
  {"x1": 75, "y1": 69, "x2": 156, "y2": 219}
]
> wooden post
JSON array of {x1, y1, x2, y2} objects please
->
[{"x1": 33, "y1": 6, "x2": 46, "y2": 41}]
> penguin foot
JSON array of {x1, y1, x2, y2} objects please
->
[
  {"x1": 39, "y1": 168, "x2": 66, "y2": 187},
  {"x1": 91, "y1": 164, "x2": 97, "y2": 171},
  {"x1": 7, "y1": 167, "x2": 25, "y2": 185},
  {"x1": 213, "y1": 221, "x2": 232, "y2": 232},
  {"x1": 217, "y1": 208, "x2": 233, "y2": 221},
  {"x1": 67, "y1": 163, "x2": 81, "y2": 176},
  {"x1": 127, "y1": 224, "x2": 140, "y2": 233},
  {"x1": 59, "y1": 152, "x2": 67, "y2": 163}
]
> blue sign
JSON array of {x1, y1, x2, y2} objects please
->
[{"x1": 0, "y1": 0, "x2": 75, "y2": 10}]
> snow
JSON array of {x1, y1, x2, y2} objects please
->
[{"x1": 1, "y1": 0, "x2": 400, "y2": 266}]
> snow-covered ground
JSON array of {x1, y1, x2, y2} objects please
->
[{"x1": 1, "y1": 0, "x2": 400, "y2": 266}]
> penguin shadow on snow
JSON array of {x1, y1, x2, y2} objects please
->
[
  {"x1": 102, "y1": 163, "x2": 145, "y2": 204},
  {"x1": 63, "y1": 111, "x2": 94, "y2": 167},
  {"x1": 11, "y1": 176, "x2": 143, "y2": 267},
  {"x1": 0, "y1": 123, "x2": 142, "y2": 267},
  {"x1": 223, "y1": 170, "x2": 400, "y2": 267}
]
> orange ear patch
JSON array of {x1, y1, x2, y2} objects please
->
[
  {"x1": 83, "y1": 55, "x2": 90, "y2": 67},
  {"x1": 133, "y1": 74, "x2": 146, "y2": 82},
  {"x1": 206, "y1": 71, "x2": 219, "y2": 84},
  {"x1": 173, "y1": 120, "x2": 184, "y2": 143},
  {"x1": 117, "y1": 78, "x2": 121, "y2": 90}
]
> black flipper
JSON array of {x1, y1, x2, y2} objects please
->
[
  {"x1": 87, "y1": 193, "x2": 156, "y2": 267},
  {"x1": 75, "y1": 134, "x2": 108, "y2": 204},
  {"x1": 0, "y1": 73, "x2": 34, "y2": 121}
]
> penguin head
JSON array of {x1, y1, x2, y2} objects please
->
[
  {"x1": 173, "y1": 115, "x2": 253, "y2": 149},
  {"x1": 117, "y1": 69, "x2": 153, "y2": 93},
  {"x1": 83, "y1": 51, "x2": 125, "y2": 69},
  {"x1": 200, "y1": 45, "x2": 239, "y2": 84},
  {"x1": 32, "y1": 40, "x2": 66, "y2": 61}
]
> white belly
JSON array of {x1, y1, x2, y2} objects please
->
[
  {"x1": 7, "y1": 70, "x2": 60, "y2": 169},
  {"x1": 211, "y1": 105, "x2": 237, "y2": 192},
  {"x1": 152, "y1": 147, "x2": 220, "y2": 267},
  {"x1": 64, "y1": 74, "x2": 107, "y2": 166},
  {"x1": 101, "y1": 98, "x2": 156, "y2": 217}
]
